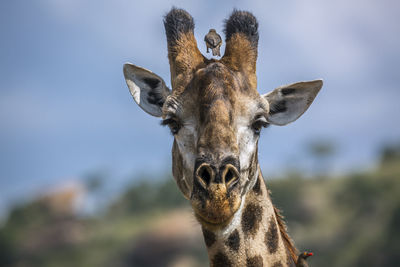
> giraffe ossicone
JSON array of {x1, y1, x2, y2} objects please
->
[{"x1": 123, "y1": 7, "x2": 322, "y2": 267}]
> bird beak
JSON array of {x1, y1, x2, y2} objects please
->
[{"x1": 307, "y1": 252, "x2": 313, "y2": 257}]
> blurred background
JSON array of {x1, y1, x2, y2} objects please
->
[{"x1": 1, "y1": 0, "x2": 399, "y2": 266}]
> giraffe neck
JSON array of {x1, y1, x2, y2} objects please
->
[{"x1": 201, "y1": 171, "x2": 297, "y2": 267}]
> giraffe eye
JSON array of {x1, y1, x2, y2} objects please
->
[
  {"x1": 161, "y1": 117, "x2": 181, "y2": 135},
  {"x1": 251, "y1": 117, "x2": 269, "y2": 135}
]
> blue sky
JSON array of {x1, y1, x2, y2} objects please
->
[{"x1": 1, "y1": 0, "x2": 399, "y2": 213}]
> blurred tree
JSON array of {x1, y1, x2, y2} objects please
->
[
  {"x1": 0, "y1": 229, "x2": 16, "y2": 267},
  {"x1": 380, "y1": 142, "x2": 400, "y2": 164},
  {"x1": 268, "y1": 174, "x2": 315, "y2": 224},
  {"x1": 84, "y1": 170, "x2": 107, "y2": 193},
  {"x1": 82, "y1": 170, "x2": 110, "y2": 215},
  {"x1": 306, "y1": 139, "x2": 337, "y2": 178}
]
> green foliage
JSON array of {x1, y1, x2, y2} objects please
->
[
  {"x1": 108, "y1": 176, "x2": 188, "y2": 217},
  {"x1": 267, "y1": 163, "x2": 400, "y2": 267},
  {"x1": 0, "y1": 230, "x2": 16, "y2": 266},
  {"x1": 380, "y1": 142, "x2": 400, "y2": 164},
  {"x1": 306, "y1": 139, "x2": 337, "y2": 177},
  {"x1": 268, "y1": 174, "x2": 316, "y2": 224}
]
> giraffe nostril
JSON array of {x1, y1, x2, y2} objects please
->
[
  {"x1": 222, "y1": 164, "x2": 239, "y2": 189},
  {"x1": 200, "y1": 168, "x2": 211, "y2": 184},
  {"x1": 196, "y1": 164, "x2": 213, "y2": 189},
  {"x1": 225, "y1": 169, "x2": 234, "y2": 184}
]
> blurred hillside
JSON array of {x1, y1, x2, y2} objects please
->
[{"x1": 1, "y1": 145, "x2": 400, "y2": 267}]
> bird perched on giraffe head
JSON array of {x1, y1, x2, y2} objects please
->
[
  {"x1": 296, "y1": 251, "x2": 313, "y2": 267},
  {"x1": 204, "y1": 29, "x2": 222, "y2": 57}
]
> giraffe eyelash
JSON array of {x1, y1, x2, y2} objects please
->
[
  {"x1": 161, "y1": 117, "x2": 181, "y2": 135},
  {"x1": 161, "y1": 118, "x2": 176, "y2": 126}
]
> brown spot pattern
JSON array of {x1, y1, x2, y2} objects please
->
[
  {"x1": 202, "y1": 228, "x2": 216, "y2": 248},
  {"x1": 212, "y1": 252, "x2": 232, "y2": 267},
  {"x1": 246, "y1": 255, "x2": 263, "y2": 267},
  {"x1": 225, "y1": 229, "x2": 240, "y2": 252},
  {"x1": 246, "y1": 152, "x2": 257, "y2": 185},
  {"x1": 252, "y1": 175, "x2": 262, "y2": 195},
  {"x1": 265, "y1": 216, "x2": 279, "y2": 253},
  {"x1": 242, "y1": 203, "x2": 263, "y2": 236}
]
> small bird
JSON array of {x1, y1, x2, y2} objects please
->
[
  {"x1": 296, "y1": 251, "x2": 313, "y2": 267},
  {"x1": 204, "y1": 29, "x2": 222, "y2": 57}
]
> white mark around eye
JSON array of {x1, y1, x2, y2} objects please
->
[
  {"x1": 175, "y1": 120, "x2": 197, "y2": 173},
  {"x1": 236, "y1": 118, "x2": 257, "y2": 171}
]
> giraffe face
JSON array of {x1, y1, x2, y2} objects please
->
[
  {"x1": 164, "y1": 63, "x2": 267, "y2": 228},
  {"x1": 123, "y1": 8, "x2": 322, "y2": 230}
]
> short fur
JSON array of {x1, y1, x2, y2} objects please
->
[
  {"x1": 203, "y1": 227, "x2": 217, "y2": 248},
  {"x1": 274, "y1": 206, "x2": 298, "y2": 265},
  {"x1": 269, "y1": 100, "x2": 288, "y2": 115},
  {"x1": 224, "y1": 9, "x2": 259, "y2": 48},
  {"x1": 163, "y1": 8, "x2": 205, "y2": 92},
  {"x1": 164, "y1": 8, "x2": 299, "y2": 266},
  {"x1": 222, "y1": 9, "x2": 258, "y2": 91},
  {"x1": 124, "y1": 7, "x2": 323, "y2": 267},
  {"x1": 213, "y1": 252, "x2": 232, "y2": 267},
  {"x1": 241, "y1": 203, "x2": 263, "y2": 236},
  {"x1": 246, "y1": 255, "x2": 264, "y2": 267},
  {"x1": 164, "y1": 7, "x2": 195, "y2": 46},
  {"x1": 265, "y1": 215, "x2": 279, "y2": 254},
  {"x1": 226, "y1": 229, "x2": 240, "y2": 252},
  {"x1": 252, "y1": 174, "x2": 262, "y2": 195}
]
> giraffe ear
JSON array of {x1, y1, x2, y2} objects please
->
[
  {"x1": 123, "y1": 63, "x2": 171, "y2": 117},
  {"x1": 262, "y1": 79, "x2": 323, "y2": 126}
]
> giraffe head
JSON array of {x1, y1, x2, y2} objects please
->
[{"x1": 123, "y1": 8, "x2": 322, "y2": 230}]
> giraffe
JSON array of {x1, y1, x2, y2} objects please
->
[{"x1": 123, "y1": 8, "x2": 322, "y2": 267}]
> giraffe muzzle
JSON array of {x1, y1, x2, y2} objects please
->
[{"x1": 191, "y1": 156, "x2": 242, "y2": 229}]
